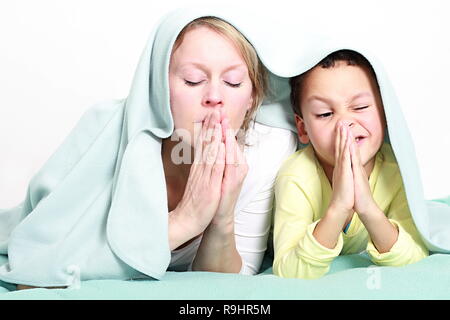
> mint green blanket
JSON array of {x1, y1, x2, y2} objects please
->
[
  {"x1": 1, "y1": 195, "x2": 449, "y2": 300},
  {"x1": 1, "y1": 5, "x2": 449, "y2": 297},
  {"x1": 1, "y1": 253, "x2": 449, "y2": 299}
]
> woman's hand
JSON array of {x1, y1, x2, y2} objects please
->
[
  {"x1": 191, "y1": 112, "x2": 246, "y2": 273},
  {"x1": 212, "y1": 116, "x2": 249, "y2": 231},
  {"x1": 171, "y1": 110, "x2": 226, "y2": 239}
]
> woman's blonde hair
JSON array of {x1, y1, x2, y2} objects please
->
[{"x1": 173, "y1": 16, "x2": 268, "y2": 133}]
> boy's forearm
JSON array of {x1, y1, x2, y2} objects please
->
[
  {"x1": 312, "y1": 206, "x2": 348, "y2": 249},
  {"x1": 358, "y1": 205, "x2": 398, "y2": 253}
]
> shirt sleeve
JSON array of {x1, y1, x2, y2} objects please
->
[
  {"x1": 367, "y1": 186, "x2": 429, "y2": 266},
  {"x1": 273, "y1": 175, "x2": 343, "y2": 279},
  {"x1": 235, "y1": 124, "x2": 298, "y2": 275}
]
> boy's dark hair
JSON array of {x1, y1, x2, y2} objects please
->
[{"x1": 289, "y1": 49, "x2": 380, "y2": 117}]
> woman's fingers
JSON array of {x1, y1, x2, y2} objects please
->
[
  {"x1": 194, "y1": 110, "x2": 220, "y2": 164},
  {"x1": 225, "y1": 121, "x2": 237, "y2": 167},
  {"x1": 206, "y1": 110, "x2": 221, "y2": 142},
  {"x1": 202, "y1": 112, "x2": 212, "y2": 142},
  {"x1": 194, "y1": 112, "x2": 212, "y2": 164},
  {"x1": 210, "y1": 142, "x2": 226, "y2": 185},
  {"x1": 203, "y1": 122, "x2": 222, "y2": 168},
  {"x1": 222, "y1": 117, "x2": 248, "y2": 186}
]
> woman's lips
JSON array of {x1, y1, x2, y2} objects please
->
[{"x1": 355, "y1": 136, "x2": 366, "y2": 145}]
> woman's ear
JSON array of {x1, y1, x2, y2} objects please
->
[
  {"x1": 247, "y1": 95, "x2": 254, "y2": 111},
  {"x1": 295, "y1": 114, "x2": 310, "y2": 144}
]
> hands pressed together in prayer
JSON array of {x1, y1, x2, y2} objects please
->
[
  {"x1": 174, "y1": 109, "x2": 248, "y2": 237},
  {"x1": 329, "y1": 122, "x2": 378, "y2": 227},
  {"x1": 313, "y1": 122, "x2": 398, "y2": 253},
  {"x1": 168, "y1": 109, "x2": 247, "y2": 272}
]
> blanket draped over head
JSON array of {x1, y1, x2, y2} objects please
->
[
  {"x1": 271, "y1": 32, "x2": 450, "y2": 256},
  {"x1": 0, "y1": 7, "x2": 296, "y2": 287},
  {"x1": 0, "y1": 6, "x2": 449, "y2": 287}
]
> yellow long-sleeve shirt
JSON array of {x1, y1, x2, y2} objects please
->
[{"x1": 273, "y1": 143, "x2": 428, "y2": 279}]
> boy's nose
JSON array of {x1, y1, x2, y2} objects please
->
[{"x1": 340, "y1": 119, "x2": 355, "y2": 128}]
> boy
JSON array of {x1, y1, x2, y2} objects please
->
[{"x1": 273, "y1": 50, "x2": 428, "y2": 279}]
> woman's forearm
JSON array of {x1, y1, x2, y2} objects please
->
[
  {"x1": 168, "y1": 208, "x2": 201, "y2": 251},
  {"x1": 192, "y1": 221, "x2": 242, "y2": 273}
]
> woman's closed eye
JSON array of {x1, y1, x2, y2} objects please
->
[
  {"x1": 224, "y1": 81, "x2": 242, "y2": 88},
  {"x1": 184, "y1": 79, "x2": 204, "y2": 86},
  {"x1": 184, "y1": 80, "x2": 242, "y2": 88}
]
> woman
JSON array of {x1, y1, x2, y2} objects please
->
[{"x1": 0, "y1": 8, "x2": 297, "y2": 288}]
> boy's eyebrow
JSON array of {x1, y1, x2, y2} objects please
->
[
  {"x1": 348, "y1": 91, "x2": 373, "y2": 102},
  {"x1": 305, "y1": 95, "x2": 333, "y2": 105},
  {"x1": 306, "y1": 92, "x2": 373, "y2": 105}
]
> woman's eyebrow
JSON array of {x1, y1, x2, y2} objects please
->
[
  {"x1": 179, "y1": 62, "x2": 246, "y2": 73},
  {"x1": 223, "y1": 63, "x2": 247, "y2": 73},
  {"x1": 178, "y1": 63, "x2": 208, "y2": 73}
]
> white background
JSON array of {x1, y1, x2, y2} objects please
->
[{"x1": 0, "y1": 0, "x2": 449, "y2": 208}]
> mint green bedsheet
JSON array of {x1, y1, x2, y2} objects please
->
[
  {"x1": 0, "y1": 252, "x2": 449, "y2": 300},
  {"x1": 0, "y1": 196, "x2": 448, "y2": 300},
  {"x1": 1, "y1": 197, "x2": 448, "y2": 300}
]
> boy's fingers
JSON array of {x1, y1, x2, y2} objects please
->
[
  {"x1": 335, "y1": 122, "x2": 341, "y2": 163},
  {"x1": 339, "y1": 123, "x2": 347, "y2": 165},
  {"x1": 350, "y1": 140, "x2": 357, "y2": 172},
  {"x1": 341, "y1": 124, "x2": 348, "y2": 154},
  {"x1": 339, "y1": 126, "x2": 347, "y2": 160},
  {"x1": 342, "y1": 127, "x2": 353, "y2": 174},
  {"x1": 349, "y1": 135, "x2": 364, "y2": 181}
]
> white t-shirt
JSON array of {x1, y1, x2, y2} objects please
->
[{"x1": 168, "y1": 121, "x2": 298, "y2": 275}]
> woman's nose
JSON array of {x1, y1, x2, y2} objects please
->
[{"x1": 202, "y1": 84, "x2": 223, "y2": 107}]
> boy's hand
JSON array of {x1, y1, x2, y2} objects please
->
[
  {"x1": 329, "y1": 123, "x2": 354, "y2": 222},
  {"x1": 349, "y1": 135, "x2": 378, "y2": 217},
  {"x1": 349, "y1": 131, "x2": 398, "y2": 253},
  {"x1": 313, "y1": 123, "x2": 355, "y2": 248}
]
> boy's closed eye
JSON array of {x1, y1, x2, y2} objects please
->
[
  {"x1": 315, "y1": 105, "x2": 370, "y2": 118},
  {"x1": 316, "y1": 112, "x2": 333, "y2": 118}
]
